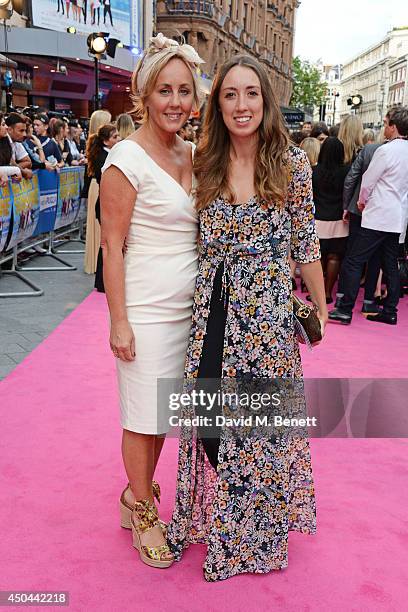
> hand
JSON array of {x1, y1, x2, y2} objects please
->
[
  {"x1": 311, "y1": 312, "x2": 328, "y2": 347},
  {"x1": 0, "y1": 174, "x2": 7, "y2": 188},
  {"x1": 318, "y1": 312, "x2": 328, "y2": 336},
  {"x1": 45, "y1": 161, "x2": 56, "y2": 171},
  {"x1": 11, "y1": 172, "x2": 22, "y2": 182},
  {"x1": 342, "y1": 210, "x2": 349, "y2": 222},
  {"x1": 357, "y1": 200, "x2": 365, "y2": 212},
  {"x1": 30, "y1": 134, "x2": 42, "y2": 148},
  {"x1": 21, "y1": 168, "x2": 33, "y2": 180},
  {"x1": 110, "y1": 320, "x2": 135, "y2": 362}
]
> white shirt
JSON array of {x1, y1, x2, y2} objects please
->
[
  {"x1": 359, "y1": 138, "x2": 408, "y2": 233},
  {"x1": 7, "y1": 134, "x2": 29, "y2": 163},
  {"x1": 67, "y1": 138, "x2": 81, "y2": 160},
  {"x1": 0, "y1": 165, "x2": 22, "y2": 177}
]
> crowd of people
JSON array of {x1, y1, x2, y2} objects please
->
[
  {"x1": 0, "y1": 109, "x2": 87, "y2": 183},
  {"x1": 2, "y1": 103, "x2": 407, "y2": 324},
  {"x1": 0, "y1": 107, "x2": 134, "y2": 275},
  {"x1": 288, "y1": 111, "x2": 408, "y2": 325}
]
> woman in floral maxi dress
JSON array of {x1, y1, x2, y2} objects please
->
[{"x1": 167, "y1": 55, "x2": 327, "y2": 582}]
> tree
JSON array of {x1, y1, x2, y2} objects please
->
[{"x1": 290, "y1": 56, "x2": 327, "y2": 112}]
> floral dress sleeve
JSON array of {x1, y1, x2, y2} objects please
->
[{"x1": 287, "y1": 148, "x2": 321, "y2": 264}]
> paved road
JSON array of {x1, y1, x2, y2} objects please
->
[{"x1": 0, "y1": 244, "x2": 95, "y2": 380}]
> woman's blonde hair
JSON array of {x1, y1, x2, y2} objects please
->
[
  {"x1": 338, "y1": 114, "x2": 363, "y2": 163},
  {"x1": 116, "y1": 113, "x2": 135, "y2": 139},
  {"x1": 300, "y1": 137, "x2": 320, "y2": 166},
  {"x1": 89, "y1": 109, "x2": 112, "y2": 137},
  {"x1": 130, "y1": 53, "x2": 202, "y2": 123},
  {"x1": 194, "y1": 54, "x2": 289, "y2": 211},
  {"x1": 362, "y1": 128, "x2": 375, "y2": 145},
  {"x1": 377, "y1": 127, "x2": 386, "y2": 144}
]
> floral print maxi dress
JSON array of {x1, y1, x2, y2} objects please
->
[{"x1": 167, "y1": 147, "x2": 321, "y2": 581}]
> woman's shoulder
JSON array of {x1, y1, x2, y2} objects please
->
[
  {"x1": 109, "y1": 138, "x2": 143, "y2": 156},
  {"x1": 102, "y1": 140, "x2": 144, "y2": 190},
  {"x1": 285, "y1": 145, "x2": 311, "y2": 184},
  {"x1": 285, "y1": 144, "x2": 309, "y2": 168},
  {"x1": 104, "y1": 139, "x2": 145, "y2": 169}
]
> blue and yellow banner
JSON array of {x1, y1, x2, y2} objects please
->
[
  {"x1": 7, "y1": 175, "x2": 40, "y2": 250},
  {"x1": 34, "y1": 169, "x2": 59, "y2": 236},
  {"x1": 54, "y1": 168, "x2": 81, "y2": 231},
  {"x1": 0, "y1": 181, "x2": 13, "y2": 254}
]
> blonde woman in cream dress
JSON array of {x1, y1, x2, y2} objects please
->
[
  {"x1": 84, "y1": 109, "x2": 111, "y2": 274},
  {"x1": 100, "y1": 34, "x2": 203, "y2": 569}
]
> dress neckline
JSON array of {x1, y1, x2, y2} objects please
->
[
  {"x1": 127, "y1": 139, "x2": 194, "y2": 199},
  {"x1": 222, "y1": 194, "x2": 258, "y2": 207}
]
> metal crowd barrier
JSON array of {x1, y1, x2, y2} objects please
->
[{"x1": 0, "y1": 167, "x2": 86, "y2": 298}]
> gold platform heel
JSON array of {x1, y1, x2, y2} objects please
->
[
  {"x1": 131, "y1": 499, "x2": 174, "y2": 569},
  {"x1": 119, "y1": 481, "x2": 167, "y2": 534}
]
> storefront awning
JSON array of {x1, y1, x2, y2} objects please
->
[{"x1": 0, "y1": 54, "x2": 18, "y2": 68}]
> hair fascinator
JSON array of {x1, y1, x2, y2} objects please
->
[{"x1": 136, "y1": 32, "x2": 205, "y2": 93}]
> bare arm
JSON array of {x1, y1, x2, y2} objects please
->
[
  {"x1": 289, "y1": 150, "x2": 328, "y2": 338},
  {"x1": 17, "y1": 155, "x2": 32, "y2": 170},
  {"x1": 30, "y1": 135, "x2": 46, "y2": 163},
  {"x1": 100, "y1": 165, "x2": 136, "y2": 362},
  {"x1": 299, "y1": 261, "x2": 328, "y2": 335}
]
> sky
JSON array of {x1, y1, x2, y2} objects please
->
[{"x1": 294, "y1": 0, "x2": 408, "y2": 64}]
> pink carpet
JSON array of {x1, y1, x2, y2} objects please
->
[{"x1": 1, "y1": 290, "x2": 408, "y2": 611}]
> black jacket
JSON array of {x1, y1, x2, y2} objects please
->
[
  {"x1": 93, "y1": 148, "x2": 109, "y2": 223},
  {"x1": 312, "y1": 164, "x2": 350, "y2": 222}
]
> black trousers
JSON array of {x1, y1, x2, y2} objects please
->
[
  {"x1": 94, "y1": 198, "x2": 105, "y2": 293},
  {"x1": 103, "y1": 5, "x2": 113, "y2": 25},
  {"x1": 339, "y1": 227, "x2": 400, "y2": 316},
  {"x1": 337, "y1": 213, "x2": 381, "y2": 301},
  {"x1": 92, "y1": 7, "x2": 100, "y2": 24},
  {"x1": 196, "y1": 264, "x2": 226, "y2": 470}
]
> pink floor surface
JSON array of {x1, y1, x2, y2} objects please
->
[{"x1": 1, "y1": 291, "x2": 408, "y2": 611}]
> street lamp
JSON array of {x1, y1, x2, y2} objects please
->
[
  {"x1": 332, "y1": 91, "x2": 340, "y2": 125},
  {"x1": 87, "y1": 33, "x2": 108, "y2": 111},
  {"x1": 87, "y1": 33, "x2": 123, "y2": 111}
]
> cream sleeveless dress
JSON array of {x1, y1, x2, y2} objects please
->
[{"x1": 102, "y1": 140, "x2": 198, "y2": 434}]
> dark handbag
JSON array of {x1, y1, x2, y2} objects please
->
[{"x1": 292, "y1": 293, "x2": 322, "y2": 348}]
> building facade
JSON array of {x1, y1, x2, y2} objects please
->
[
  {"x1": 339, "y1": 27, "x2": 408, "y2": 128},
  {"x1": 388, "y1": 54, "x2": 408, "y2": 108},
  {"x1": 156, "y1": 0, "x2": 299, "y2": 106},
  {"x1": 312, "y1": 62, "x2": 342, "y2": 127}
]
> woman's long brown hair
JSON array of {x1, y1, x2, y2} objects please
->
[
  {"x1": 194, "y1": 55, "x2": 289, "y2": 211},
  {"x1": 86, "y1": 123, "x2": 116, "y2": 177}
]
